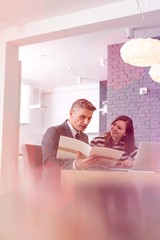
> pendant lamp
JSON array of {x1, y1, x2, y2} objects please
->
[
  {"x1": 149, "y1": 64, "x2": 160, "y2": 83},
  {"x1": 120, "y1": 38, "x2": 160, "y2": 67}
]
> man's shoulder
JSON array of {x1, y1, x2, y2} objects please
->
[
  {"x1": 46, "y1": 121, "x2": 68, "y2": 131},
  {"x1": 44, "y1": 121, "x2": 70, "y2": 136}
]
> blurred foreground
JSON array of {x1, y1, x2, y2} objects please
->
[{"x1": 0, "y1": 168, "x2": 160, "y2": 240}]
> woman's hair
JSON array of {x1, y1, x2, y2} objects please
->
[{"x1": 105, "y1": 115, "x2": 135, "y2": 153}]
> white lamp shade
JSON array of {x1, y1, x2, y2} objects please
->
[
  {"x1": 149, "y1": 64, "x2": 160, "y2": 83},
  {"x1": 120, "y1": 38, "x2": 160, "y2": 67}
]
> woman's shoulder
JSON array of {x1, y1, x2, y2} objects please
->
[
  {"x1": 91, "y1": 135, "x2": 105, "y2": 142},
  {"x1": 93, "y1": 131, "x2": 109, "y2": 140}
]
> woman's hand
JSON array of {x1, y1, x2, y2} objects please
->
[{"x1": 121, "y1": 158, "x2": 134, "y2": 168}]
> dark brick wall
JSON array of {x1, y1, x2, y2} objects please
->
[{"x1": 107, "y1": 43, "x2": 160, "y2": 146}]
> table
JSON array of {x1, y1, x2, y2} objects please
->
[{"x1": 60, "y1": 169, "x2": 160, "y2": 240}]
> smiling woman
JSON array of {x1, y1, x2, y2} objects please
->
[{"x1": 90, "y1": 115, "x2": 138, "y2": 168}]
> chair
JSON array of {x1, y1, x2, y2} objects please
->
[
  {"x1": 21, "y1": 144, "x2": 61, "y2": 199},
  {"x1": 21, "y1": 144, "x2": 43, "y2": 179}
]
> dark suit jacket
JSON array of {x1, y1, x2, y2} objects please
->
[{"x1": 42, "y1": 120, "x2": 89, "y2": 169}]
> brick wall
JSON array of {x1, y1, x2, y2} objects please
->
[{"x1": 107, "y1": 43, "x2": 160, "y2": 146}]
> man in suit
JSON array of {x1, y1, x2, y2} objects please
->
[{"x1": 42, "y1": 98, "x2": 98, "y2": 169}]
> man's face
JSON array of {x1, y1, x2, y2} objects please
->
[{"x1": 69, "y1": 108, "x2": 94, "y2": 132}]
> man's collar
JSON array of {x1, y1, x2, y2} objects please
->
[{"x1": 67, "y1": 120, "x2": 77, "y2": 137}]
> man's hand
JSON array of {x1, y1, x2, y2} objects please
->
[{"x1": 74, "y1": 151, "x2": 98, "y2": 169}]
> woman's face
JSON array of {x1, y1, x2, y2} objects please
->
[{"x1": 110, "y1": 120, "x2": 127, "y2": 143}]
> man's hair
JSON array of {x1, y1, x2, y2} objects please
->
[{"x1": 70, "y1": 99, "x2": 96, "y2": 111}]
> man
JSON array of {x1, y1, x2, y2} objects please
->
[{"x1": 42, "y1": 98, "x2": 98, "y2": 169}]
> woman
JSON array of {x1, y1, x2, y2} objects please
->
[{"x1": 90, "y1": 115, "x2": 137, "y2": 168}]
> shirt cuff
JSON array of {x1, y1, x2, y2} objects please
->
[{"x1": 73, "y1": 160, "x2": 77, "y2": 169}]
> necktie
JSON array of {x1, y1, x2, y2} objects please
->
[{"x1": 75, "y1": 132, "x2": 80, "y2": 140}]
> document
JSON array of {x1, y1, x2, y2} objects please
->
[{"x1": 56, "y1": 136, "x2": 124, "y2": 167}]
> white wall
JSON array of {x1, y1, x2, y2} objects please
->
[
  {"x1": 19, "y1": 82, "x2": 99, "y2": 152},
  {"x1": 43, "y1": 83, "x2": 100, "y2": 140},
  {"x1": 19, "y1": 85, "x2": 45, "y2": 153},
  {"x1": 19, "y1": 110, "x2": 44, "y2": 153},
  {"x1": 0, "y1": 43, "x2": 21, "y2": 191}
]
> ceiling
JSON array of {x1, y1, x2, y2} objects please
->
[
  {"x1": 0, "y1": 0, "x2": 121, "y2": 30},
  {"x1": 1, "y1": 0, "x2": 160, "y2": 91}
]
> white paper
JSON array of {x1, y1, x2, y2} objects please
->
[{"x1": 56, "y1": 136, "x2": 124, "y2": 167}]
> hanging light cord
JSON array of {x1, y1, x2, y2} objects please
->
[
  {"x1": 136, "y1": 0, "x2": 145, "y2": 22},
  {"x1": 38, "y1": 54, "x2": 46, "y2": 104},
  {"x1": 136, "y1": 0, "x2": 147, "y2": 36}
]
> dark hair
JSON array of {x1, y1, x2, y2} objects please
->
[
  {"x1": 70, "y1": 99, "x2": 96, "y2": 111},
  {"x1": 105, "y1": 115, "x2": 135, "y2": 153}
]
